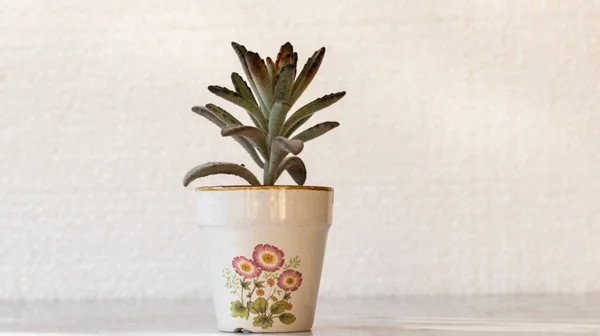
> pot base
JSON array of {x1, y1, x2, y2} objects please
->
[{"x1": 219, "y1": 327, "x2": 312, "y2": 333}]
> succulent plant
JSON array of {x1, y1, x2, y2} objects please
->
[{"x1": 183, "y1": 42, "x2": 345, "y2": 187}]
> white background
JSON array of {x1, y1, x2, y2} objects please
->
[{"x1": 1, "y1": 0, "x2": 600, "y2": 300}]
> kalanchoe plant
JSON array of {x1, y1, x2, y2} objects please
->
[{"x1": 183, "y1": 42, "x2": 345, "y2": 187}]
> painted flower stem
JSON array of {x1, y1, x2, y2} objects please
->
[
  {"x1": 248, "y1": 285, "x2": 256, "y2": 299},
  {"x1": 267, "y1": 286, "x2": 276, "y2": 300}
]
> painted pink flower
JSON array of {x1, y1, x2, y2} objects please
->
[
  {"x1": 252, "y1": 244, "x2": 285, "y2": 272},
  {"x1": 277, "y1": 269, "x2": 303, "y2": 291},
  {"x1": 232, "y1": 256, "x2": 261, "y2": 278}
]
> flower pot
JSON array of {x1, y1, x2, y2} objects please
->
[{"x1": 194, "y1": 185, "x2": 334, "y2": 333}]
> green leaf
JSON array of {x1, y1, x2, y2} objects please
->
[
  {"x1": 267, "y1": 101, "x2": 291, "y2": 144},
  {"x1": 266, "y1": 137, "x2": 304, "y2": 185},
  {"x1": 283, "y1": 255, "x2": 301, "y2": 269},
  {"x1": 279, "y1": 313, "x2": 296, "y2": 325},
  {"x1": 292, "y1": 121, "x2": 340, "y2": 143},
  {"x1": 230, "y1": 300, "x2": 249, "y2": 319},
  {"x1": 282, "y1": 92, "x2": 346, "y2": 138},
  {"x1": 265, "y1": 57, "x2": 276, "y2": 89},
  {"x1": 252, "y1": 298, "x2": 268, "y2": 314},
  {"x1": 241, "y1": 280, "x2": 251, "y2": 290},
  {"x1": 293, "y1": 52, "x2": 298, "y2": 68},
  {"x1": 231, "y1": 42, "x2": 268, "y2": 114},
  {"x1": 203, "y1": 104, "x2": 242, "y2": 125},
  {"x1": 207, "y1": 85, "x2": 267, "y2": 131},
  {"x1": 253, "y1": 315, "x2": 274, "y2": 329},
  {"x1": 195, "y1": 105, "x2": 265, "y2": 169},
  {"x1": 273, "y1": 156, "x2": 307, "y2": 186},
  {"x1": 284, "y1": 115, "x2": 310, "y2": 138},
  {"x1": 275, "y1": 42, "x2": 295, "y2": 74},
  {"x1": 221, "y1": 125, "x2": 269, "y2": 161},
  {"x1": 245, "y1": 51, "x2": 273, "y2": 115},
  {"x1": 273, "y1": 64, "x2": 296, "y2": 105},
  {"x1": 191, "y1": 105, "x2": 226, "y2": 129},
  {"x1": 182, "y1": 162, "x2": 261, "y2": 187},
  {"x1": 231, "y1": 72, "x2": 257, "y2": 105},
  {"x1": 283, "y1": 292, "x2": 292, "y2": 301},
  {"x1": 290, "y1": 47, "x2": 325, "y2": 106},
  {"x1": 270, "y1": 301, "x2": 288, "y2": 315},
  {"x1": 270, "y1": 136, "x2": 303, "y2": 159}
]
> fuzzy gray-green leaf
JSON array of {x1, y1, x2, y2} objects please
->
[
  {"x1": 231, "y1": 72, "x2": 257, "y2": 105},
  {"x1": 273, "y1": 156, "x2": 307, "y2": 186},
  {"x1": 231, "y1": 42, "x2": 266, "y2": 110},
  {"x1": 191, "y1": 106, "x2": 264, "y2": 168},
  {"x1": 204, "y1": 104, "x2": 242, "y2": 125},
  {"x1": 289, "y1": 47, "x2": 325, "y2": 106},
  {"x1": 265, "y1": 57, "x2": 276, "y2": 89},
  {"x1": 282, "y1": 91, "x2": 346, "y2": 137},
  {"x1": 292, "y1": 121, "x2": 340, "y2": 143},
  {"x1": 266, "y1": 136, "x2": 304, "y2": 185},
  {"x1": 221, "y1": 125, "x2": 269, "y2": 160},
  {"x1": 191, "y1": 105, "x2": 226, "y2": 128},
  {"x1": 183, "y1": 162, "x2": 261, "y2": 187},
  {"x1": 275, "y1": 42, "x2": 295, "y2": 73},
  {"x1": 268, "y1": 101, "x2": 291, "y2": 144},
  {"x1": 272, "y1": 136, "x2": 303, "y2": 155},
  {"x1": 245, "y1": 51, "x2": 274, "y2": 113},
  {"x1": 273, "y1": 64, "x2": 296, "y2": 105},
  {"x1": 207, "y1": 85, "x2": 267, "y2": 131}
]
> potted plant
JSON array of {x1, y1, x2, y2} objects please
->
[{"x1": 183, "y1": 41, "x2": 345, "y2": 333}]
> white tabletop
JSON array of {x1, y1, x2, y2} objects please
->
[{"x1": 1, "y1": 295, "x2": 600, "y2": 335}]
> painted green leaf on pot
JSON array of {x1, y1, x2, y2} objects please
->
[
  {"x1": 253, "y1": 315, "x2": 274, "y2": 329},
  {"x1": 247, "y1": 300, "x2": 255, "y2": 313},
  {"x1": 270, "y1": 300, "x2": 288, "y2": 315},
  {"x1": 253, "y1": 279, "x2": 265, "y2": 288},
  {"x1": 230, "y1": 300, "x2": 249, "y2": 319},
  {"x1": 252, "y1": 297, "x2": 268, "y2": 314},
  {"x1": 240, "y1": 280, "x2": 251, "y2": 290},
  {"x1": 279, "y1": 313, "x2": 296, "y2": 325}
]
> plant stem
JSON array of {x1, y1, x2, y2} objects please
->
[
  {"x1": 263, "y1": 161, "x2": 272, "y2": 185},
  {"x1": 240, "y1": 286, "x2": 244, "y2": 305}
]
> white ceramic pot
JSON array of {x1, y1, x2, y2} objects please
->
[{"x1": 195, "y1": 185, "x2": 334, "y2": 333}]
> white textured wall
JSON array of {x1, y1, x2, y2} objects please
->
[{"x1": 2, "y1": 0, "x2": 600, "y2": 300}]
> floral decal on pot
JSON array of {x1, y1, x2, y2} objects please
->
[{"x1": 222, "y1": 244, "x2": 302, "y2": 330}]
